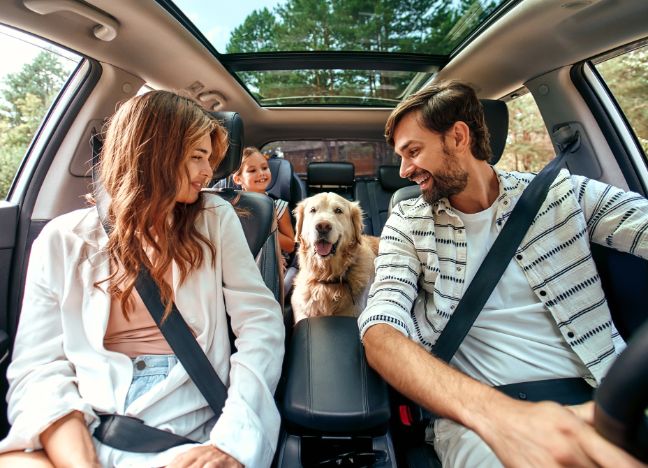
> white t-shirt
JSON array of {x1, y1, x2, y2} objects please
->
[{"x1": 450, "y1": 202, "x2": 588, "y2": 386}]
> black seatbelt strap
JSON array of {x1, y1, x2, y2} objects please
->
[
  {"x1": 432, "y1": 130, "x2": 579, "y2": 363},
  {"x1": 135, "y1": 268, "x2": 229, "y2": 414}
]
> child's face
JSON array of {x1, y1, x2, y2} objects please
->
[{"x1": 235, "y1": 152, "x2": 272, "y2": 193}]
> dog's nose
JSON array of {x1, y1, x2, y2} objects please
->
[{"x1": 316, "y1": 221, "x2": 331, "y2": 235}]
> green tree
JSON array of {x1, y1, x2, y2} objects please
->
[{"x1": 0, "y1": 51, "x2": 69, "y2": 198}]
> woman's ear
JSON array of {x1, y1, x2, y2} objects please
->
[
  {"x1": 350, "y1": 201, "x2": 364, "y2": 245},
  {"x1": 293, "y1": 201, "x2": 305, "y2": 243}
]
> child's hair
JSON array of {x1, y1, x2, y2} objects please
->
[{"x1": 233, "y1": 146, "x2": 268, "y2": 179}]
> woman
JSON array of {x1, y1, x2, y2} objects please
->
[{"x1": 0, "y1": 91, "x2": 284, "y2": 467}]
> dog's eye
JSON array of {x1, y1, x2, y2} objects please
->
[
  {"x1": 334, "y1": 207, "x2": 343, "y2": 214},
  {"x1": 309, "y1": 207, "x2": 317, "y2": 213}
]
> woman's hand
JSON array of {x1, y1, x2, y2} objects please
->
[{"x1": 167, "y1": 445, "x2": 243, "y2": 468}]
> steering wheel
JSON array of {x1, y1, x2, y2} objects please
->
[{"x1": 594, "y1": 320, "x2": 648, "y2": 463}]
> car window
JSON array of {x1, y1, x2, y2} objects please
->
[
  {"x1": 261, "y1": 140, "x2": 399, "y2": 177},
  {"x1": 594, "y1": 44, "x2": 648, "y2": 156},
  {"x1": 498, "y1": 91, "x2": 554, "y2": 173},
  {"x1": 0, "y1": 26, "x2": 81, "y2": 199}
]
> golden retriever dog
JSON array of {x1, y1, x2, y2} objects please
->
[{"x1": 291, "y1": 192, "x2": 380, "y2": 324}]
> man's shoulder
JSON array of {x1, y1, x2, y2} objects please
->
[{"x1": 392, "y1": 195, "x2": 432, "y2": 219}]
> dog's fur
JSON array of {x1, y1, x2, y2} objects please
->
[{"x1": 291, "y1": 192, "x2": 380, "y2": 324}]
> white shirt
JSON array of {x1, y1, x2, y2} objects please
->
[
  {"x1": 451, "y1": 203, "x2": 587, "y2": 386},
  {"x1": 0, "y1": 194, "x2": 285, "y2": 467}
]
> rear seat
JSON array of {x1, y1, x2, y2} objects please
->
[
  {"x1": 355, "y1": 165, "x2": 415, "y2": 236},
  {"x1": 307, "y1": 161, "x2": 355, "y2": 199}
]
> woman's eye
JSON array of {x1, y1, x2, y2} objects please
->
[{"x1": 334, "y1": 207, "x2": 343, "y2": 214}]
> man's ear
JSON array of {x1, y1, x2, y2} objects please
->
[
  {"x1": 448, "y1": 121, "x2": 471, "y2": 153},
  {"x1": 293, "y1": 201, "x2": 305, "y2": 243}
]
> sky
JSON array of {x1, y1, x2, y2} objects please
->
[
  {"x1": 172, "y1": 0, "x2": 282, "y2": 52},
  {"x1": 0, "y1": 25, "x2": 81, "y2": 90}
]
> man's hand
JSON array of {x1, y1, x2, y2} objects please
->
[
  {"x1": 479, "y1": 399, "x2": 645, "y2": 467},
  {"x1": 167, "y1": 445, "x2": 243, "y2": 468}
]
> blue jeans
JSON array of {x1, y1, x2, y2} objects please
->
[{"x1": 125, "y1": 354, "x2": 177, "y2": 408}]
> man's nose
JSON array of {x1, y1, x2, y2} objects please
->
[{"x1": 400, "y1": 158, "x2": 413, "y2": 179}]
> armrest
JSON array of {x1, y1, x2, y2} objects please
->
[{"x1": 282, "y1": 316, "x2": 390, "y2": 434}]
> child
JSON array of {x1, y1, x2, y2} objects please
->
[{"x1": 233, "y1": 147, "x2": 296, "y2": 263}]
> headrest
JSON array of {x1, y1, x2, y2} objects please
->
[
  {"x1": 481, "y1": 99, "x2": 508, "y2": 165},
  {"x1": 211, "y1": 111, "x2": 244, "y2": 182},
  {"x1": 378, "y1": 165, "x2": 415, "y2": 192},
  {"x1": 307, "y1": 162, "x2": 354, "y2": 186}
]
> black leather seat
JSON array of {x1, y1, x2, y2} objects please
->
[
  {"x1": 307, "y1": 161, "x2": 355, "y2": 200},
  {"x1": 355, "y1": 165, "x2": 415, "y2": 236},
  {"x1": 208, "y1": 112, "x2": 285, "y2": 311},
  {"x1": 266, "y1": 155, "x2": 306, "y2": 214}
]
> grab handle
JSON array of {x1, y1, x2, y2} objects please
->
[{"x1": 23, "y1": 0, "x2": 119, "y2": 41}]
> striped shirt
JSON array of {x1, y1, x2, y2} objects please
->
[{"x1": 358, "y1": 168, "x2": 648, "y2": 385}]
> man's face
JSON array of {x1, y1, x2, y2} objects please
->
[{"x1": 393, "y1": 111, "x2": 468, "y2": 204}]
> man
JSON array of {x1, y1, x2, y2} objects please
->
[{"x1": 359, "y1": 80, "x2": 647, "y2": 467}]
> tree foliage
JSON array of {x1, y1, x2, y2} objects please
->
[
  {"x1": 225, "y1": 0, "x2": 499, "y2": 104},
  {"x1": 0, "y1": 51, "x2": 69, "y2": 198}
]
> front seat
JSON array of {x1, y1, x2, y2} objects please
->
[{"x1": 206, "y1": 112, "x2": 285, "y2": 313}]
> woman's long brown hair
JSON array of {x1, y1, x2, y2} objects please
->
[{"x1": 98, "y1": 90, "x2": 228, "y2": 319}]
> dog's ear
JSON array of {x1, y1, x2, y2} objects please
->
[
  {"x1": 350, "y1": 201, "x2": 364, "y2": 245},
  {"x1": 293, "y1": 201, "x2": 305, "y2": 243}
]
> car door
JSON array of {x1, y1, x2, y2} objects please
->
[{"x1": 0, "y1": 25, "x2": 100, "y2": 436}]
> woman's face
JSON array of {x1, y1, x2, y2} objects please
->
[
  {"x1": 175, "y1": 132, "x2": 213, "y2": 204},
  {"x1": 235, "y1": 152, "x2": 272, "y2": 193}
]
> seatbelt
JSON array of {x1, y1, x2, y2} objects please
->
[
  {"x1": 93, "y1": 269, "x2": 230, "y2": 452},
  {"x1": 432, "y1": 130, "x2": 579, "y2": 363},
  {"x1": 90, "y1": 132, "x2": 230, "y2": 452}
]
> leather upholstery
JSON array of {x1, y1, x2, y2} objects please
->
[
  {"x1": 307, "y1": 162, "x2": 355, "y2": 199},
  {"x1": 210, "y1": 111, "x2": 244, "y2": 182},
  {"x1": 282, "y1": 317, "x2": 390, "y2": 434}
]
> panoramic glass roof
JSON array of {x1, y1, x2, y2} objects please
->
[{"x1": 159, "y1": 0, "x2": 509, "y2": 107}]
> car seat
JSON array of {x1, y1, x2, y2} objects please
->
[
  {"x1": 355, "y1": 165, "x2": 415, "y2": 236},
  {"x1": 306, "y1": 161, "x2": 355, "y2": 200}
]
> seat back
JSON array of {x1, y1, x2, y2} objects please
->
[
  {"x1": 307, "y1": 162, "x2": 355, "y2": 199},
  {"x1": 267, "y1": 156, "x2": 306, "y2": 213},
  {"x1": 208, "y1": 113, "x2": 284, "y2": 309},
  {"x1": 355, "y1": 165, "x2": 415, "y2": 235}
]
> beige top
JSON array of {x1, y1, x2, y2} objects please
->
[{"x1": 104, "y1": 263, "x2": 174, "y2": 357}]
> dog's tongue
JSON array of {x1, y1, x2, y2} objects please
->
[{"x1": 315, "y1": 240, "x2": 333, "y2": 256}]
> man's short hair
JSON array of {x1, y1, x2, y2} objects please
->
[{"x1": 385, "y1": 80, "x2": 492, "y2": 162}]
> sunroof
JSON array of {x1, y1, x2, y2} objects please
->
[{"x1": 159, "y1": 0, "x2": 510, "y2": 106}]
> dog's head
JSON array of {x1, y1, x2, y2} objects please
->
[{"x1": 294, "y1": 192, "x2": 364, "y2": 259}]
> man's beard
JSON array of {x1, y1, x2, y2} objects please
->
[{"x1": 418, "y1": 146, "x2": 468, "y2": 204}]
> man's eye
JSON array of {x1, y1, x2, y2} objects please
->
[{"x1": 334, "y1": 207, "x2": 343, "y2": 214}]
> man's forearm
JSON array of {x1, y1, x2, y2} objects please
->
[
  {"x1": 40, "y1": 410, "x2": 99, "y2": 468},
  {"x1": 362, "y1": 323, "x2": 511, "y2": 431}
]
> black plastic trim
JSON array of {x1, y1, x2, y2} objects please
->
[{"x1": 222, "y1": 51, "x2": 445, "y2": 72}]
